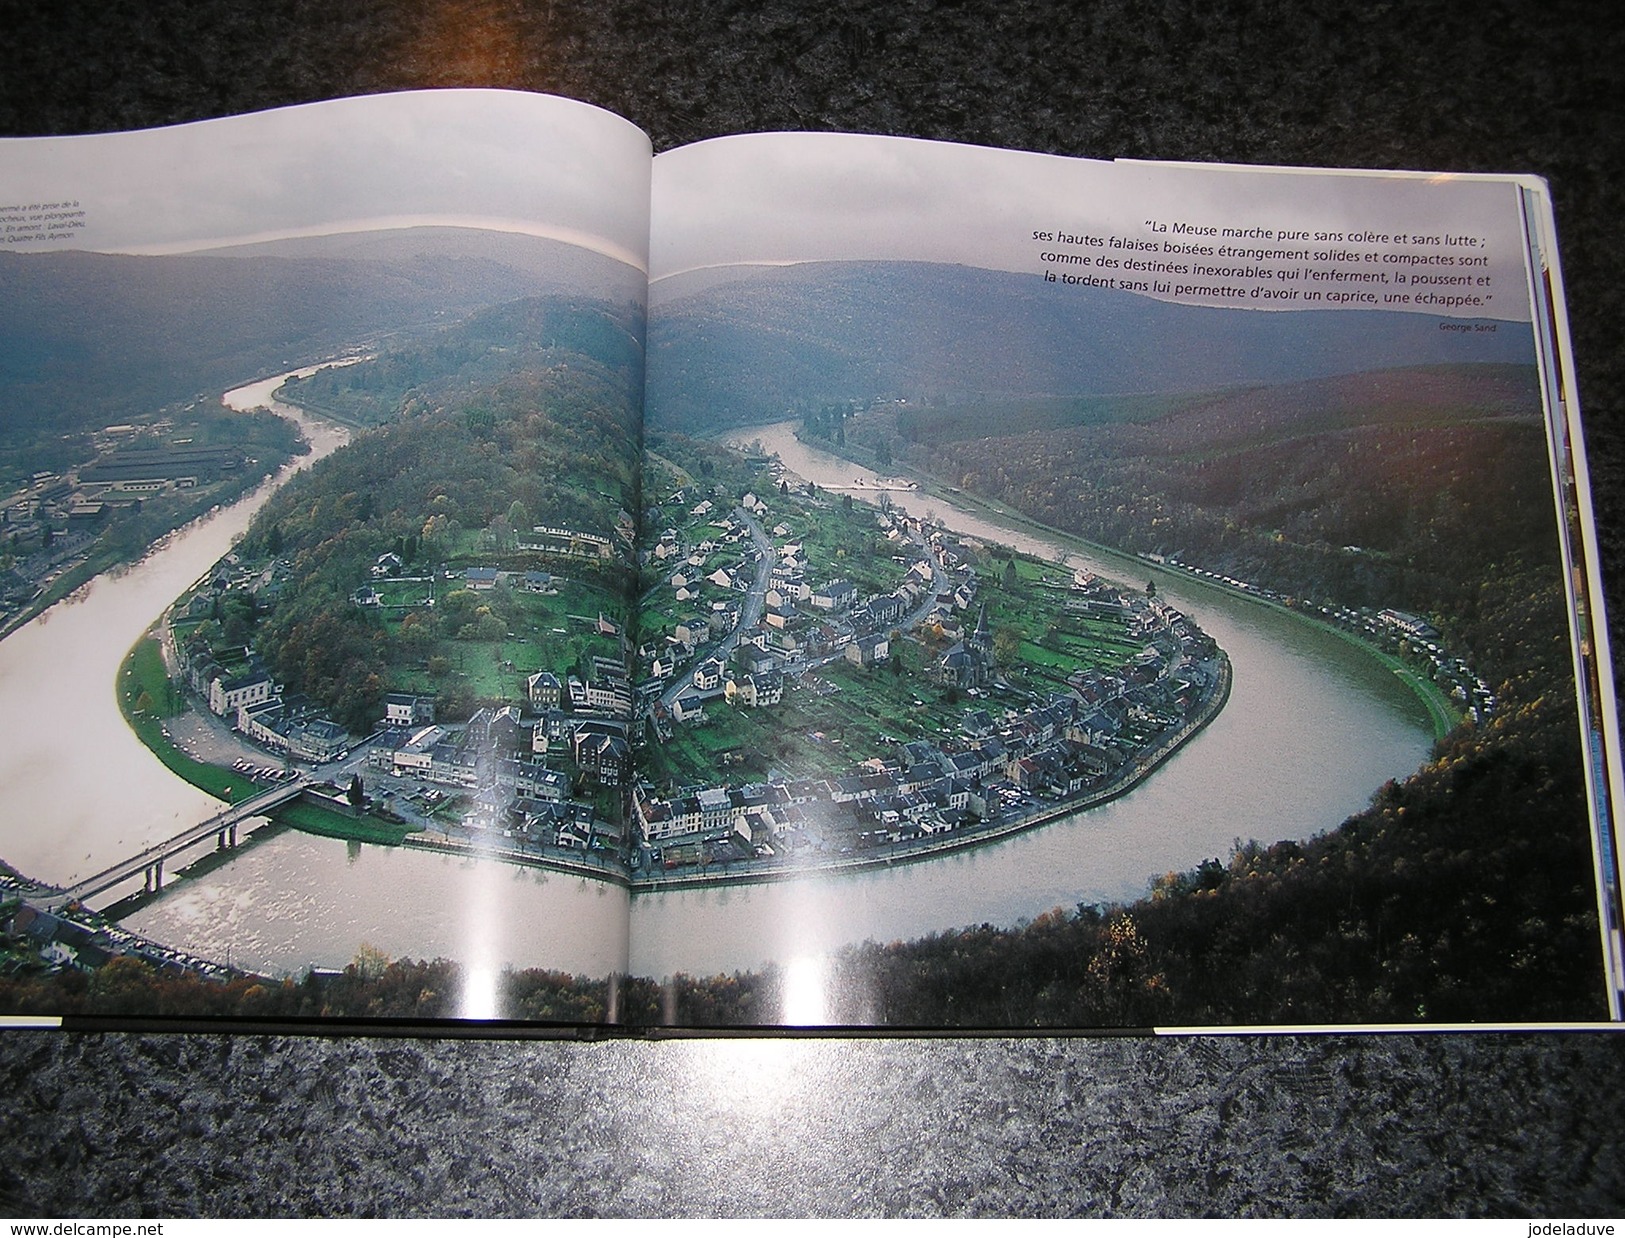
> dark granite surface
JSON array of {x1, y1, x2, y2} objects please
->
[{"x1": 2, "y1": 0, "x2": 1624, "y2": 1217}]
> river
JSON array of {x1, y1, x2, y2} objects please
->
[
  {"x1": 0, "y1": 403, "x2": 1433, "y2": 991},
  {"x1": 0, "y1": 368, "x2": 631, "y2": 990},
  {"x1": 620, "y1": 423, "x2": 1436, "y2": 982}
]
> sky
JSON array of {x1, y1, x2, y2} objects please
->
[
  {"x1": 0, "y1": 98, "x2": 1542, "y2": 321},
  {"x1": 0, "y1": 89, "x2": 652, "y2": 270},
  {"x1": 650, "y1": 132, "x2": 1539, "y2": 320}
]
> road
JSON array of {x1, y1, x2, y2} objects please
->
[
  {"x1": 657, "y1": 503, "x2": 958, "y2": 709},
  {"x1": 658, "y1": 506, "x2": 775, "y2": 712}
]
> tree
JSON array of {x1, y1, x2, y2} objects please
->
[
  {"x1": 347, "y1": 773, "x2": 365, "y2": 810},
  {"x1": 220, "y1": 592, "x2": 257, "y2": 645},
  {"x1": 87, "y1": 956, "x2": 159, "y2": 1015},
  {"x1": 1082, "y1": 913, "x2": 1168, "y2": 1023},
  {"x1": 993, "y1": 625, "x2": 1024, "y2": 665},
  {"x1": 351, "y1": 942, "x2": 390, "y2": 982},
  {"x1": 470, "y1": 609, "x2": 505, "y2": 642},
  {"x1": 397, "y1": 611, "x2": 432, "y2": 657},
  {"x1": 486, "y1": 513, "x2": 513, "y2": 551}
]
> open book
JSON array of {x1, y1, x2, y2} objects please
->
[{"x1": 0, "y1": 89, "x2": 1618, "y2": 1032}]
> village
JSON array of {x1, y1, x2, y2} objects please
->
[
  {"x1": 138, "y1": 439, "x2": 1230, "y2": 890},
  {"x1": 163, "y1": 521, "x2": 639, "y2": 878},
  {"x1": 622, "y1": 449, "x2": 1229, "y2": 879},
  {"x1": 121, "y1": 419, "x2": 1509, "y2": 900},
  {"x1": 0, "y1": 408, "x2": 299, "y2": 637},
  {"x1": 0, "y1": 425, "x2": 240, "y2": 617}
]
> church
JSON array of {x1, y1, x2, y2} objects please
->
[{"x1": 935, "y1": 602, "x2": 996, "y2": 689}]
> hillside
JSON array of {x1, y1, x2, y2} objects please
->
[
  {"x1": 0, "y1": 228, "x2": 643, "y2": 480},
  {"x1": 847, "y1": 363, "x2": 1558, "y2": 682},
  {"x1": 645, "y1": 259, "x2": 1535, "y2": 434},
  {"x1": 236, "y1": 295, "x2": 643, "y2": 730}
]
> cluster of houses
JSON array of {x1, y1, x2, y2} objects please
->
[
  {"x1": 1, "y1": 421, "x2": 261, "y2": 619},
  {"x1": 177, "y1": 632, "x2": 351, "y2": 764},
  {"x1": 0, "y1": 429, "x2": 214, "y2": 618},
  {"x1": 10, "y1": 423, "x2": 245, "y2": 527},
  {"x1": 367, "y1": 672, "x2": 632, "y2": 853},
  {"x1": 351, "y1": 552, "x2": 564, "y2": 610},
  {"x1": 634, "y1": 586, "x2": 1224, "y2": 866},
  {"x1": 1365, "y1": 606, "x2": 1495, "y2": 721},
  {"x1": 168, "y1": 550, "x2": 354, "y2": 763},
  {"x1": 641, "y1": 484, "x2": 965, "y2": 730},
  {"x1": 179, "y1": 526, "x2": 639, "y2": 856},
  {"x1": 3, "y1": 891, "x2": 234, "y2": 984},
  {"x1": 361, "y1": 651, "x2": 636, "y2": 855},
  {"x1": 625, "y1": 466, "x2": 1227, "y2": 872}
]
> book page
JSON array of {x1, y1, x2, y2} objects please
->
[
  {"x1": 0, "y1": 90, "x2": 650, "y2": 1024},
  {"x1": 640, "y1": 133, "x2": 1620, "y2": 1028}
]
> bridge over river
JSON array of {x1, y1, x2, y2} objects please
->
[{"x1": 43, "y1": 777, "x2": 312, "y2": 912}]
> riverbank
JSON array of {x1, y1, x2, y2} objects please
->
[
  {"x1": 0, "y1": 457, "x2": 298, "y2": 644},
  {"x1": 0, "y1": 541, "x2": 125, "y2": 643},
  {"x1": 1147, "y1": 559, "x2": 1461, "y2": 740},
  {"x1": 374, "y1": 646, "x2": 1227, "y2": 892},
  {"x1": 119, "y1": 631, "x2": 419, "y2": 849}
]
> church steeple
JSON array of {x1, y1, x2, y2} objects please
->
[{"x1": 970, "y1": 601, "x2": 992, "y2": 659}]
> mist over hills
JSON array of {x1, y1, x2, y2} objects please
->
[
  {"x1": 0, "y1": 227, "x2": 642, "y2": 471},
  {"x1": 204, "y1": 226, "x2": 640, "y2": 294},
  {"x1": 645, "y1": 259, "x2": 1536, "y2": 434}
]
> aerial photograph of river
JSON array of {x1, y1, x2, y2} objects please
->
[
  {"x1": 623, "y1": 424, "x2": 1435, "y2": 981},
  {"x1": 0, "y1": 370, "x2": 631, "y2": 983},
  {"x1": 5, "y1": 98, "x2": 1608, "y2": 1030}
]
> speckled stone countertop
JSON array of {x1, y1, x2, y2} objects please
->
[{"x1": 2, "y1": 0, "x2": 1623, "y2": 1216}]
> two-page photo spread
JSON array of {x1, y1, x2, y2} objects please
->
[{"x1": 0, "y1": 90, "x2": 1618, "y2": 1032}]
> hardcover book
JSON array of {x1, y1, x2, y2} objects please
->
[{"x1": 0, "y1": 89, "x2": 1617, "y2": 1033}]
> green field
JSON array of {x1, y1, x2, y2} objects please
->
[
  {"x1": 384, "y1": 576, "x2": 626, "y2": 704},
  {"x1": 960, "y1": 556, "x2": 1141, "y2": 691}
]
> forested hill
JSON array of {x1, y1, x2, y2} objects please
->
[
  {"x1": 645, "y1": 259, "x2": 1534, "y2": 435},
  {"x1": 0, "y1": 227, "x2": 642, "y2": 477},
  {"x1": 278, "y1": 293, "x2": 646, "y2": 427},
  {"x1": 640, "y1": 354, "x2": 1607, "y2": 1026},
  {"x1": 852, "y1": 362, "x2": 1557, "y2": 657},
  {"x1": 235, "y1": 295, "x2": 643, "y2": 729}
]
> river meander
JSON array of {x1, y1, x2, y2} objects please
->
[
  {"x1": 0, "y1": 405, "x2": 1434, "y2": 986},
  {"x1": 0, "y1": 368, "x2": 631, "y2": 983},
  {"x1": 618, "y1": 423, "x2": 1436, "y2": 981}
]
